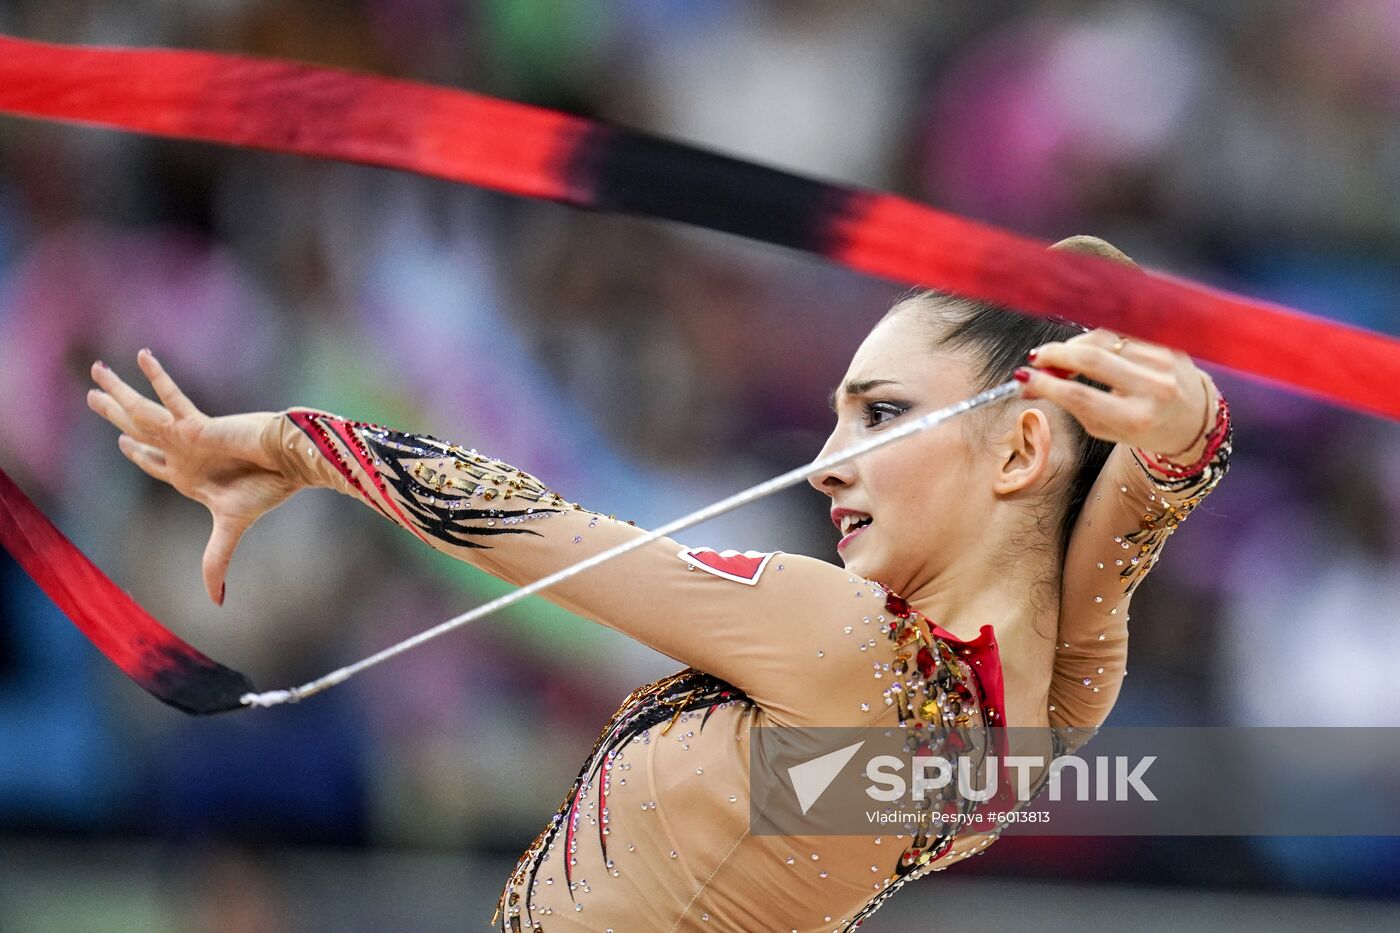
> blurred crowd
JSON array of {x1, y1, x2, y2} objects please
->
[{"x1": 2, "y1": 0, "x2": 1400, "y2": 925}]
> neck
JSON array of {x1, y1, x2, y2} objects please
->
[{"x1": 898, "y1": 540, "x2": 1059, "y2": 643}]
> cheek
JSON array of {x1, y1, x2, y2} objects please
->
[{"x1": 867, "y1": 435, "x2": 964, "y2": 518}]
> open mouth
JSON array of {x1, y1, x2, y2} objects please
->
[
  {"x1": 828, "y1": 512, "x2": 873, "y2": 549},
  {"x1": 841, "y1": 516, "x2": 873, "y2": 534}
]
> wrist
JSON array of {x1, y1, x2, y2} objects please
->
[
  {"x1": 258, "y1": 409, "x2": 318, "y2": 488},
  {"x1": 1159, "y1": 377, "x2": 1216, "y2": 463},
  {"x1": 1131, "y1": 385, "x2": 1231, "y2": 488},
  {"x1": 1135, "y1": 373, "x2": 1213, "y2": 472}
]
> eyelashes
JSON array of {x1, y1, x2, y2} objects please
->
[{"x1": 862, "y1": 400, "x2": 910, "y2": 427}]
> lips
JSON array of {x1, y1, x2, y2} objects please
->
[{"x1": 831, "y1": 508, "x2": 873, "y2": 551}]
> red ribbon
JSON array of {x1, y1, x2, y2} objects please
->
[
  {"x1": 0, "y1": 34, "x2": 1395, "y2": 419},
  {"x1": 0, "y1": 467, "x2": 252, "y2": 713},
  {"x1": 0, "y1": 34, "x2": 1396, "y2": 712}
]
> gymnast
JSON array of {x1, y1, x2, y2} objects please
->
[{"x1": 85, "y1": 235, "x2": 1231, "y2": 930}]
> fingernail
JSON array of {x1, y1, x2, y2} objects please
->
[
  {"x1": 140, "y1": 347, "x2": 153, "y2": 358},
  {"x1": 219, "y1": 582, "x2": 226, "y2": 606},
  {"x1": 96, "y1": 360, "x2": 108, "y2": 369},
  {"x1": 1045, "y1": 366, "x2": 1075, "y2": 379},
  {"x1": 1026, "y1": 349, "x2": 1038, "y2": 362},
  {"x1": 1013, "y1": 367, "x2": 1031, "y2": 383}
]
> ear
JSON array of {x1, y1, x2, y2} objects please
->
[{"x1": 993, "y1": 406, "x2": 1056, "y2": 496}]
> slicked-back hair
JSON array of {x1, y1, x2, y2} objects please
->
[{"x1": 892, "y1": 291, "x2": 1116, "y2": 565}]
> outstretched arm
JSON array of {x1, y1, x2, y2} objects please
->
[
  {"x1": 88, "y1": 351, "x2": 897, "y2": 726},
  {"x1": 1020, "y1": 331, "x2": 1233, "y2": 743}
]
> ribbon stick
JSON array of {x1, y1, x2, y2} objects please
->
[
  {"x1": 0, "y1": 383, "x2": 1015, "y2": 713},
  {"x1": 0, "y1": 34, "x2": 1396, "y2": 418},
  {"x1": 240, "y1": 381, "x2": 1020, "y2": 708}
]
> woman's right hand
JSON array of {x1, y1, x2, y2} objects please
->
[{"x1": 87, "y1": 349, "x2": 302, "y2": 606}]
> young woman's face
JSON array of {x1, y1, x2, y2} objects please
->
[{"x1": 808, "y1": 306, "x2": 992, "y2": 593}]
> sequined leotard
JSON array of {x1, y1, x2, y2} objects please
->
[{"x1": 258, "y1": 403, "x2": 1231, "y2": 931}]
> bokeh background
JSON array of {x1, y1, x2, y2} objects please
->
[{"x1": 2, "y1": 1, "x2": 1400, "y2": 930}]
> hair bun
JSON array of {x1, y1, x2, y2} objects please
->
[{"x1": 1049, "y1": 235, "x2": 1139, "y2": 269}]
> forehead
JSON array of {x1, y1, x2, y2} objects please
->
[{"x1": 837, "y1": 306, "x2": 971, "y2": 397}]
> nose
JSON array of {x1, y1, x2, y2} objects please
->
[{"x1": 807, "y1": 429, "x2": 854, "y2": 497}]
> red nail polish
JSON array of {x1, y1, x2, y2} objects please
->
[
  {"x1": 1045, "y1": 366, "x2": 1075, "y2": 379},
  {"x1": 1026, "y1": 349, "x2": 1038, "y2": 362},
  {"x1": 219, "y1": 582, "x2": 226, "y2": 606},
  {"x1": 1013, "y1": 368, "x2": 1031, "y2": 383}
]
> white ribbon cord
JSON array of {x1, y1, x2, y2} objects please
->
[{"x1": 239, "y1": 380, "x2": 1022, "y2": 708}]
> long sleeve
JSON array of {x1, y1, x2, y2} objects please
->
[
  {"x1": 260, "y1": 408, "x2": 902, "y2": 728},
  {"x1": 1049, "y1": 383, "x2": 1233, "y2": 741}
]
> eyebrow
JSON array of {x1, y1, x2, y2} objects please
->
[{"x1": 827, "y1": 378, "x2": 901, "y2": 412}]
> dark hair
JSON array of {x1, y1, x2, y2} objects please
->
[{"x1": 892, "y1": 291, "x2": 1115, "y2": 567}]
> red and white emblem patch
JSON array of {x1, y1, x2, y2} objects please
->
[{"x1": 676, "y1": 547, "x2": 777, "y2": 586}]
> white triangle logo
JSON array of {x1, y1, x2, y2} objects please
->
[{"x1": 788, "y1": 741, "x2": 865, "y2": 815}]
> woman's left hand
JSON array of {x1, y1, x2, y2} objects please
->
[{"x1": 1016, "y1": 328, "x2": 1215, "y2": 458}]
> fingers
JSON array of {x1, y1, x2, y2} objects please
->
[
  {"x1": 116, "y1": 434, "x2": 171, "y2": 482},
  {"x1": 90, "y1": 359, "x2": 173, "y2": 436},
  {"x1": 1015, "y1": 366, "x2": 1145, "y2": 441},
  {"x1": 1082, "y1": 328, "x2": 1177, "y2": 368},
  {"x1": 1019, "y1": 328, "x2": 1212, "y2": 451},
  {"x1": 87, "y1": 388, "x2": 140, "y2": 437},
  {"x1": 1029, "y1": 341, "x2": 1141, "y2": 388},
  {"x1": 202, "y1": 517, "x2": 246, "y2": 607},
  {"x1": 1028, "y1": 330, "x2": 1176, "y2": 398},
  {"x1": 137, "y1": 348, "x2": 201, "y2": 419}
]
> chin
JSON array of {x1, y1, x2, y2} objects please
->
[
  {"x1": 839, "y1": 537, "x2": 884, "y2": 578},
  {"x1": 839, "y1": 552, "x2": 872, "y2": 576}
]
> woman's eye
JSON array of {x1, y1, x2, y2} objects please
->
[{"x1": 863, "y1": 402, "x2": 907, "y2": 427}]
